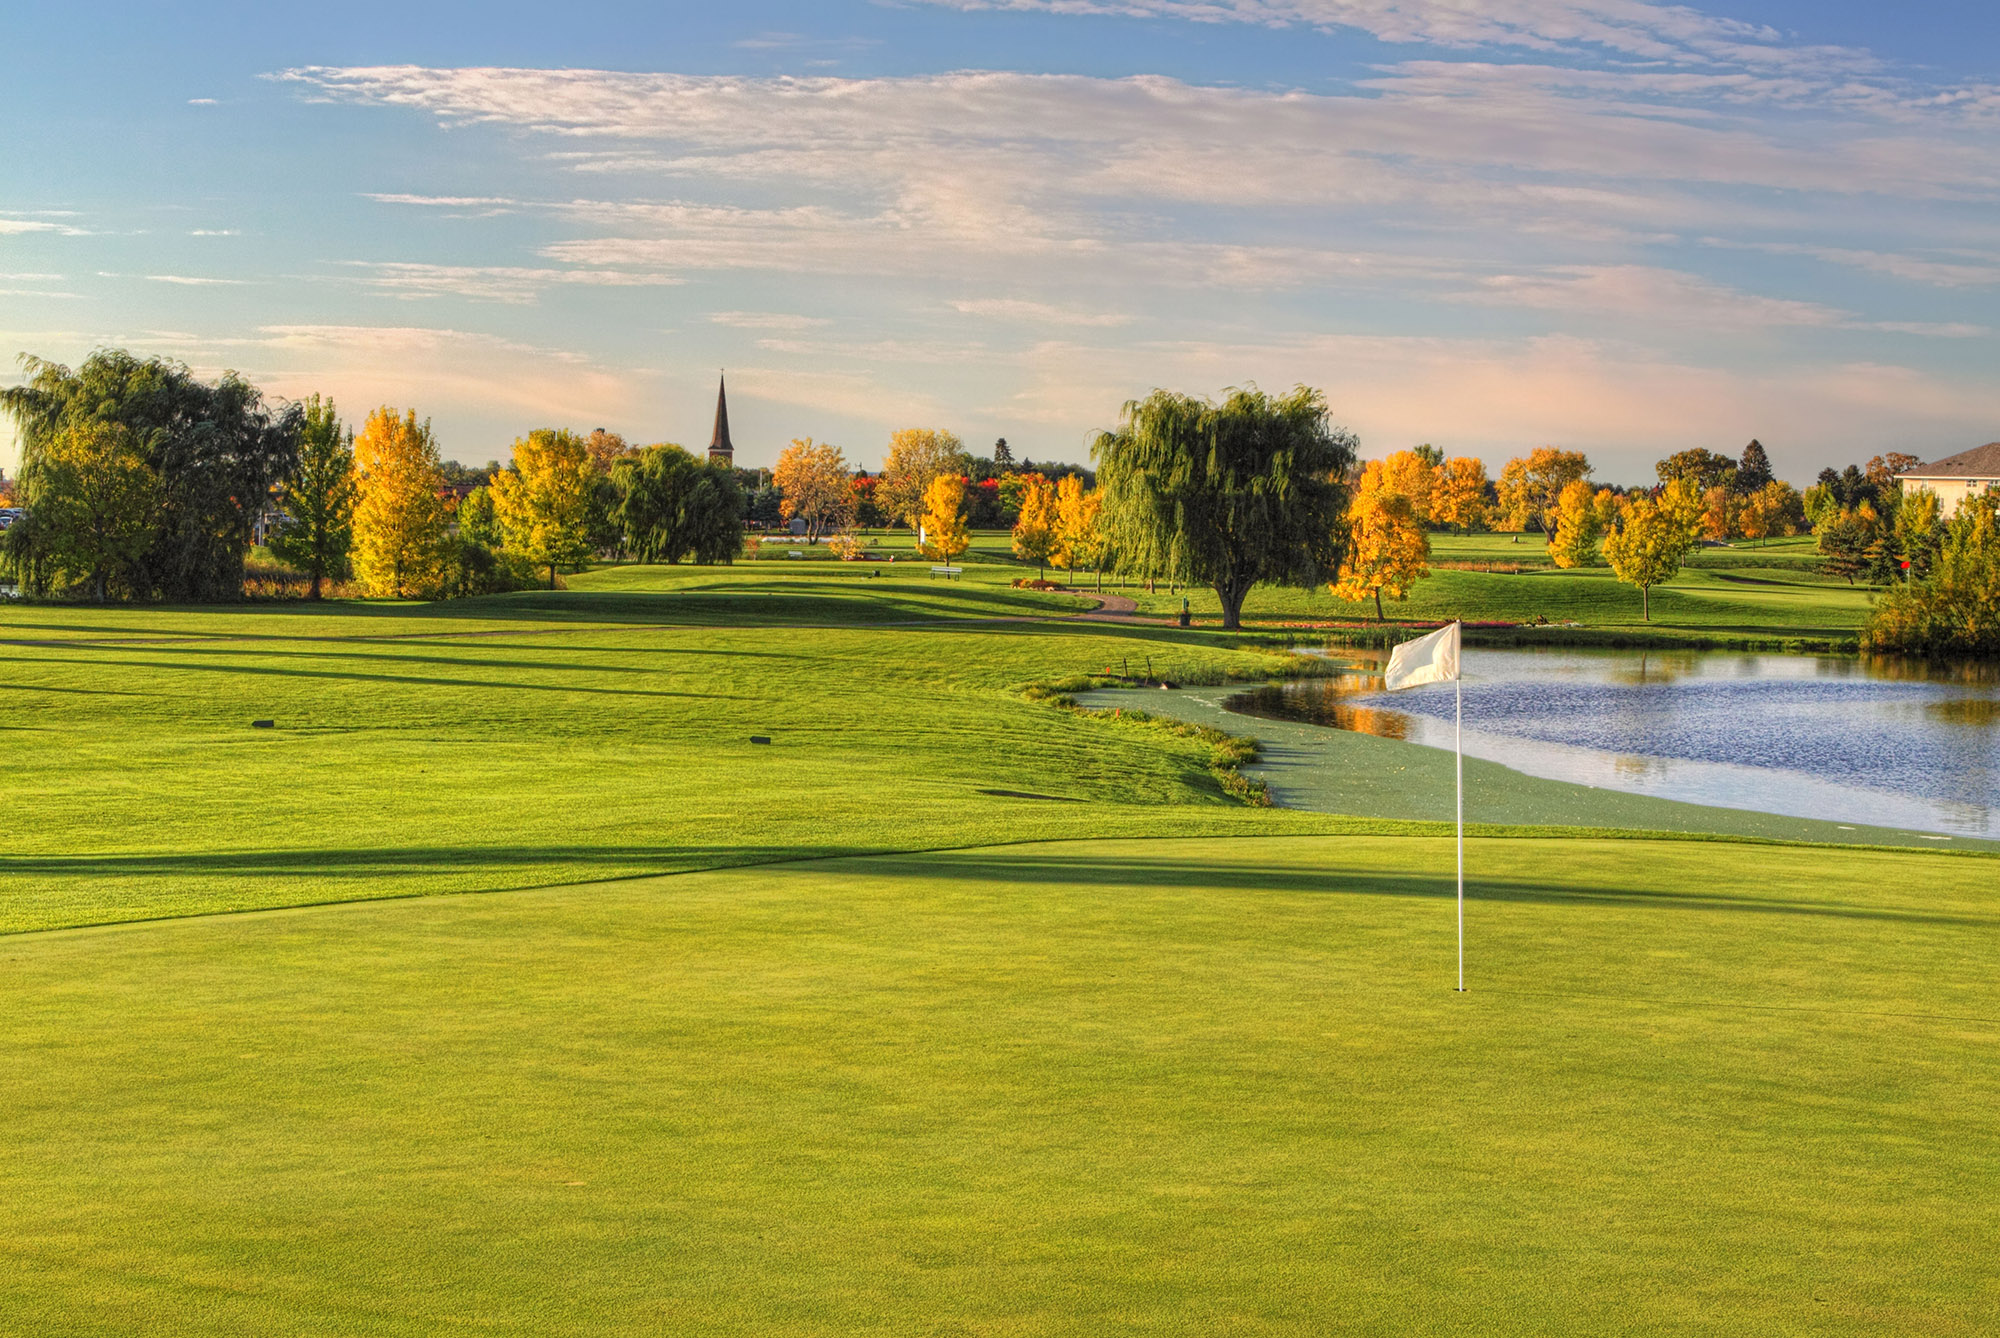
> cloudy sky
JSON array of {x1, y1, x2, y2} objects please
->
[{"x1": 3, "y1": 0, "x2": 1997, "y2": 482}]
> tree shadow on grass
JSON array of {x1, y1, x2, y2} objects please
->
[
  {"x1": 0, "y1": 653, "x2": 752, "y2": 701},
  {"x1": 0, "y1": 843, "x2": 860, "y2": 883},
  {"x1": 855, "y1": 852, "x2": 1998, "y2": 930}
]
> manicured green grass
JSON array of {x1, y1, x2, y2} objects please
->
[
  {"x1": 5, "y1": 566, "x2": 1992, "y2": 1333},
  {"x1": 3, "y1": 835, "x2": 1994, "y2": 1335},
  {"x1": 1109, "y1": 533, "x2": 1876, "y2": 642},
  {"x1": 0, "y1": 569, "x2": 1335, "y2": 934}
]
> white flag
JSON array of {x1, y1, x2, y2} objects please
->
[{"x1": 1384, "y1": 622, "x2": 1460, "y2": 691}]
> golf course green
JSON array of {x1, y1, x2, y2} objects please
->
[{"x1": 3, "y1": 551, "x2": 1994, "y2": 1334}]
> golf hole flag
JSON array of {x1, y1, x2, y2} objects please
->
[
  {"x1": 1383, "y1": 621, "x2": 1460, "y2": 691},
  {"x1": 1384, "y1": 622, "x2": 1468, "y2": 992}
]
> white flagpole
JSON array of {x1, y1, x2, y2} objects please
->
[{"x1": 1455, "y1": 668, "x2": 1464, "y2": 993}]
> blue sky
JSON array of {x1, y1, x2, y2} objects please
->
[{"x1": 3, "y1": 1, "x2": 1997, "y2": 483}]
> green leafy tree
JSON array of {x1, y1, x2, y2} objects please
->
[
  {"x1": 1894, "y1": 488, "x2": 1944, "y2": 581},
  {"x1": 1864, "y1": 491, "x2": 2000, "y2": 657},
  {"x1": 1094, "y1": 385, "x2": 1356, "y2": 630},
  {"x1": 458, "y1": 485, "x2": 501, "y2": 548},
  {"x1": 491, "y1": 429, "x2": 597, "y2": 589},
  {"x1": 18, "y1": 422, "x2": 158, "y2": 602},
  {"x1": 611, "y1": 445, "x2": 745, "y2": 564},
  {"x1": 268, "y1": 394, "x2": 356, "y2": 599},
  {"x1": 1, "y1": 350, "x2": 300, "y2": 601},
  {"x1": 1655, "y1": 448, "x2": 1737, "y2": 493},
  {"x1": 1602, "y1": 496, "x2": 1686, "y2": 621}
]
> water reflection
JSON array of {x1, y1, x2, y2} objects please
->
[
  {"x1": 1230, "y1": 678, "x2": 1412, "y2": 740},
  {"x1": 1229, "y1": 647, "x2": 2000, "y2": 838}
]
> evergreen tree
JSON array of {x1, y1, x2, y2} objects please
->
[{"x1": 1735, "y1": 439, "x2": 1773, "y2": 494}]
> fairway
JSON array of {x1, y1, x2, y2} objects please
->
[
  {"x1": 4, "y1": 835, "x2": 1995, "y2": 1335},
  {"x1": 4, "y1": 566, "x2": 1995, "y2": 1335}
]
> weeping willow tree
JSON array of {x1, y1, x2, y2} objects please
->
[
  {"x1": 609, "y1": 445, "x2": 746, "y2": 565},
  {"x1": 1, "y1": 350, "x2": 300, "y2": 601},
  {"x1": 1093, "y1": 385, "x2": 1356, "y2": 629}
]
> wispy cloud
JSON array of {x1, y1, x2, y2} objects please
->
[
  {"x1": 908, "y1": 0, "x2": 1872, "y2": 75},
  {"x1": 145, "y1": 274, "x2": 253, "y2": 286},
  {"x1": 951, "y1": 298, "x2": 1133, "y2": 326},
  {"x1": 338, "y1": 260, "x2": 683, "y2": 303},
  {"x1": 708, "y1": 311, "x2": 832, "y2": 330},
  {"x1": 0, "y1": 217, "x2": 89, "y2": 237}
]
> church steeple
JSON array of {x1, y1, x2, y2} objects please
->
[{"x1": 708, "y1": 373, "x2": 734, "y2": 468}]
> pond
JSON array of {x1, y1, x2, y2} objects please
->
[{"x1": 1223, "y1": 649, "x2": 2000, "y2": 838}]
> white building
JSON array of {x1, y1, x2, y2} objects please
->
[{"x1": 1898, "y1": 443, "x2": 2000, "y2": 517}]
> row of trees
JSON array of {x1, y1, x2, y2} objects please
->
[{"x1": 311, "y1": 415, "x2": 746, "y2": 599}]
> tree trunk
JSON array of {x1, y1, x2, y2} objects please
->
[
  {"x1": 549, "y1": 564, "x2": 557, "y2": 590},
  {"x1": 308, "y1": 566, "x2": 323, "y2": 600},
  {"x1": 1374, "y1": 588, "x2": 1384, "y2": 622},
  {"x1": 1642, "y1": 584, "x2": 1650, "y2": 621},
  {"x1": 1216, "y1": 579, "x2": 1250, "y2": 631}
]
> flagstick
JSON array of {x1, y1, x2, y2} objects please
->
[{"x1": 1455, "y1": 668, "x2": 1464, "y2": 993}]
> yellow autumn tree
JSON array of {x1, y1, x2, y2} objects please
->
[
  {"x1": 917, "y1": 473, "x2": 970, "y2": 564},
  {"x1": 1331, "y1": 459, "x2": 1431, "y2": 620},
  {"x1": 773, "y1": 437, "x2": 853, "y2": 543},
  {"x1": 1603, "y1": 495, "x2": 1687, "y2": 621},
  {"x1": 491, "y1": 428, "x2": 597, "y2": 589},
  {"x1": 881, "y1": 428, "x2": 968, "y2": 539},
  {"x1": 1434, "y1": 456, "x2": 1490, "y2": 534},
  {"x1": 1010, "y1": 473, "x2": 1059, "y2": 579},
  {"x1": 1548, "y1": 478, "x2": 1606, "y2": 568},
  {"x1": 1052, "y1": 475, "x2": 1106, "y2": 588},
  {"x1": 351, "y1": 407, "x2": 447, "y2": 598},
  {"x1": 1659, "y1": 477, "x2": 1707, "y2": 553},
  {"x1": 1380, "y1": 449, "x2": 1440, "y2": 523},
  {"x1": 1496, "y1": 447, "x2": 1591, "y2": 534}
]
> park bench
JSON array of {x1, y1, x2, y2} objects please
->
[{"x1": 929, "y1": 565, "x2": 963, "y2": 580}]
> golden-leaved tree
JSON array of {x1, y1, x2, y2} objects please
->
[
  {"x1": 351, "y1": 407, "x2": 447, "y2": 598},
  {"x1": 917, "y1": 473, "x2": 970, "y2": 564},
  {"x1": 1548, "y1": 479, "x2": 1607, "y2": 568},
  {"x1": 1434, "y1": 456, "x2": 1490, "y2": 534},
  {"x1": 1053, "y1": 475, "x2": 1106, "y2": 588},
  {"x1": 1497, "y1": 447, "x2": 1591, "y2": 533},
  {"x1": 1332, "y1": 458, "x2": 1431, "y2": 620},
  {"x1": 772, "y1": 437, "x2": 853, "y2": 543},
  {"x1": 1602, "y1": 496, "x2": 1685, "y2": 621},
  {"x1": 881, "y1": 428, "x2": 969, "y2": 539},
  {"x1": 1010, "y1": 473, "x2": 1059, "y2": 579},
  {"x1": 492, "y1": 428, "x2": 597, "y2": 590},
  {"x1": 1380, "y1": 450, "x2": 1439, "y2": 523}
]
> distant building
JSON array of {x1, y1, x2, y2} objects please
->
[
  {"x1": 708, "y1": 374, "x2": 734, "y2": 469},
  {"x1": 1898, "y1": 442, "x2": 2000, "y2": 517}
]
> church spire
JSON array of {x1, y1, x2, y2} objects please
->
[{"x1": 708, "y1": 372, "x2": 734, "y2": 467}]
